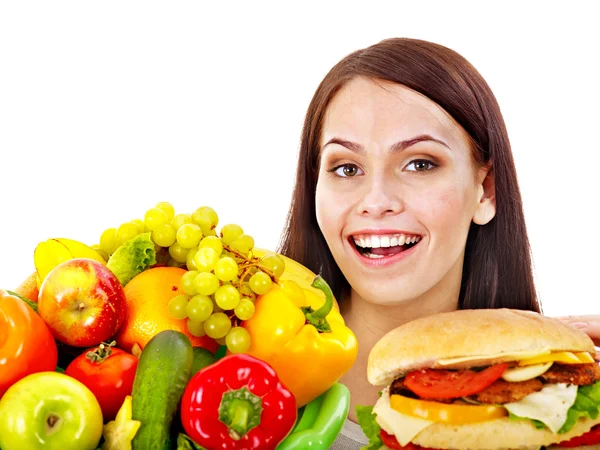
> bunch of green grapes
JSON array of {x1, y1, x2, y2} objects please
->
[{"x1": 97, "y1": 202, "x2": 286, "y2": 354}]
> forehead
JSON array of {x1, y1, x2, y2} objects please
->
[{"x1": 321, "y1": 77, "x2": 470, "y2": 149}]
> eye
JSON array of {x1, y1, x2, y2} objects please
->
[
  {"x1": 405, "y1": 159, "x2": 437, "y2": 172},
  {"x1": 331, "y1": 163, "x2": 363, "y2": 177}
]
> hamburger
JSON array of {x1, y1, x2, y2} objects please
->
[{"x1": 358, "y1": 309, "x2": 600, "y2": 450}]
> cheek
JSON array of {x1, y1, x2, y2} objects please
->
[
  {"x1": 413, "y1": 183, "x2": 476, "y2": 234},
  {"x1": 315, "y1": 180, "x2": 344, "y2": 240}
]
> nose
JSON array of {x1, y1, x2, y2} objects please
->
[{"x1": 356, "y1": 175, "x2": 403, "y2": 218}]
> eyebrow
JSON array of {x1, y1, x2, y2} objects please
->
[{"x1": 322, "y1": 134, "x2": 450, "y2": 153}]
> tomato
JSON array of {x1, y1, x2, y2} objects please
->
[
  {"x1": 404, "y1": 363, "x2": 508, "y2": 399},
  {"x1": 379, "y1": 430, "x2": 434, "y2": 449},
  {"x1": 556, "y1": 424, "x2": 600, "y2": 447},
  {"x1": 65, "y1": 342, "x2": 138, "y2": 421}
]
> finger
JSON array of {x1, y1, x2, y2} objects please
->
[
  {"x1": 556, "y1": 320, "x2": 600, "y2": 347},
  {"x1": 553, "y1": 315, "x2": 600, "y2": 323},
  {"x1": 553, "y1": 315, "x2": 583, "y2": 323}
]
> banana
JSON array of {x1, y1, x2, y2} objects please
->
[{"x1": 34, "y1": 238, "x2": 107, "y2": 288}]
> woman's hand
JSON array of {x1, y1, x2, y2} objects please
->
[{"x1": 555, "y1": 315, "x2": 600, "y2": 350}]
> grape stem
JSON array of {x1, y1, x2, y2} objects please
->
[{"x1": 222, "y1": 244, "x2": 277, "y2": 284}]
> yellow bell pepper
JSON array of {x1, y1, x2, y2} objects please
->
[{"x1": 242, "y1": 276, "x2": 358, "y2": 407}]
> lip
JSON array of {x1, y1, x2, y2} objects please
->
[{"x1": 346, "y1": 230, "x2": 424, "y2": 268}]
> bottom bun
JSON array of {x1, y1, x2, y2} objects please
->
[{"x1": 411, "y1": 416, "x2": 600, "y2": 450}]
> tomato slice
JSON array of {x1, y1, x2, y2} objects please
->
[
  {"x1": 379, "y1": 430, "x2": 434, "y2": 450},
  {"x1": 556, "y1": 424, "x2": 600, "y2": 447},
  {"x1": 404, "y1": 363, "x2": 508, "y2": 399}
]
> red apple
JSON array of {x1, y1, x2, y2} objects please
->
[{"x1": 38, "y1": 258, "x2": 126, "y2": 347}]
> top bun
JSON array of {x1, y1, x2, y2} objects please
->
[{"x1": 367, "y1": 309, "x2": 596, "y2": 386}]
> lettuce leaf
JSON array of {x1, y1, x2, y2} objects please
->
[
  {"x1": 559, "y1": 381, "x2": 600, "y2": 434},
  {"x1": 106, "y1": 232, "x2": 156, "y2": 286},
  {"x1": 356, "y1": 405, "x2": 383, "y2": 450},
  {"x1": 508, "y1": 412, "x2": 546, "y2": 429},
  {"x1": 509, "y1": 381, "x2": 600, "y2": 434}
]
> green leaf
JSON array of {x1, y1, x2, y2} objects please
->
[
  {"x1": 356, "y1": 405, "x2": 382, "y2": 450},
  {"x1": 176, "y1": 433, "x2": 206, "y2": 450},
  {"x1": 106, "y1": 233, "x2": 156, "y2": 286},
  {"x1": 508, "y1": 412, "x2": 546, "y2": 429},
  {"x1": 508, "y1": 382, "x2": 600, "y2": 434},
  {"x1": 7, "y1": 290, "x2": 37, "y2": 313},
  {"x1": 559, "y1": 381, "x2": 600, "y2": 434}
]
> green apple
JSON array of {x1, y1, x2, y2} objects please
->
[{"x1": 0, "y1": 371, "x2": 103, "y2": 450}]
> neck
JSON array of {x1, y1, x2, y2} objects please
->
[{"x1": 340, "y1": 261, "x2": 462, "y2": 423}]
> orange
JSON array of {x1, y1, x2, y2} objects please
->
[
  {"x1": 114, "y1": 267, "x2": 218, "y2": 354},
  {"x1": 14, "y1": 271, "x2": 39, "y2": 303}
]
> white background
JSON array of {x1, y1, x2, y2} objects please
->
[{"x1": 1, "y1": 1, "x2": 598, "y2": 317}]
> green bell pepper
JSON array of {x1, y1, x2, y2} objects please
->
[{"x1": 277, "y1": 383, "x2": 350, "y2": 450}]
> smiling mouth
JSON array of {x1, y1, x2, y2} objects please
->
[{"x1": 350, "y1": 233, "x2": 422, "y2": 259}]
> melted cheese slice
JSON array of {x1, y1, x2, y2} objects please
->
[
  {"x1": 437, "y1": 350, "x2": 551, "y2": 366},
  {"x1": 437, "y1": 350, "x2": 594, "y2": 367},
  {"x1": 504, "y1": 383, "x2": 578, "y2": 433},
  {"x1": 373, "y1": 391, "x2": 434, "y2": 446},
  {"x1": 518, "y1": 351, "x2": 595, "y2": 366}
]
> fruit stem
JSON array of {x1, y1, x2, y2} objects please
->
[
  {"x1": 302, "y1": 276, "x2": 333, "y2": 333},
  {"x1": 86, "y1": 340, "x2": 116, "y2": 364},
  {"x1": 47, "y1": 414, "x2": 59, "y2": 427},
  {"x1": 219, "y1": 386, "x2": 262, "y2": 440}
]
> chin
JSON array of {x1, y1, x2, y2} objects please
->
[{"x1": 351, "y1": 280, "x2": 423, "y2": 307}]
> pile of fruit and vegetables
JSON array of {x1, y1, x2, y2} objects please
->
[{"x1": 0, "y1": 202, "x2": 358, "y2": 450}]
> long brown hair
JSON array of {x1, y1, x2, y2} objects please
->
[{"x1": 278, "y1": 38, "x2": 540, "y2": 313}]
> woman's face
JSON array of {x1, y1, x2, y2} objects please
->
[{"x1": 315, "y1": 77, "x2": 494, "y2": 306}]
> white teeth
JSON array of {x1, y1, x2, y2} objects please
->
[
  {"x1": 352, "y1": 233, "x2": 421, "y2": 248},
  {"x1": 370, "y1": 235, "x2": 381, "y2": 248},
  {"x1": 380, "y1": 235, "x2": 391, "y2": 248},
  {"x1": 365, "y1": 253, "x2": 384, "y2": 259}
]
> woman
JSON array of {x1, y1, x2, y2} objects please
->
[{"x1": 278, "y1": 38, "x2": 600, "y2": 448}]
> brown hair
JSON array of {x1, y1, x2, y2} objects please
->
[{"x1": 278, "y1": 38, "x2": 540, "y2": 313}]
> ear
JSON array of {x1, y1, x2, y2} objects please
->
[{"x1": 473, "y1": 166, "x2": 496, "y2": 225}]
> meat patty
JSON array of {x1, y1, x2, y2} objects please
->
[
  {"x1": 471, "y1": 378, "x2": 543, "y2": 404},
  {"x1": 540, "y1": 363, "x2": 600, "y2": 385}
]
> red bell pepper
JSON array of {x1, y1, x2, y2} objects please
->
[
  {"x1": 0, "y1": 289, "x2": 58, "y2": 397},
  {"x1": 180, "y1": 353, "x2": 297, "y2": 450}
]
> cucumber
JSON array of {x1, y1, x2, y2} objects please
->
[
  {"x1": 192, "y1": 347, "x2": 218, "y2": 376},
  {"x1": 131, "y1": 330, "x2": 194, "y2": 450}
]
